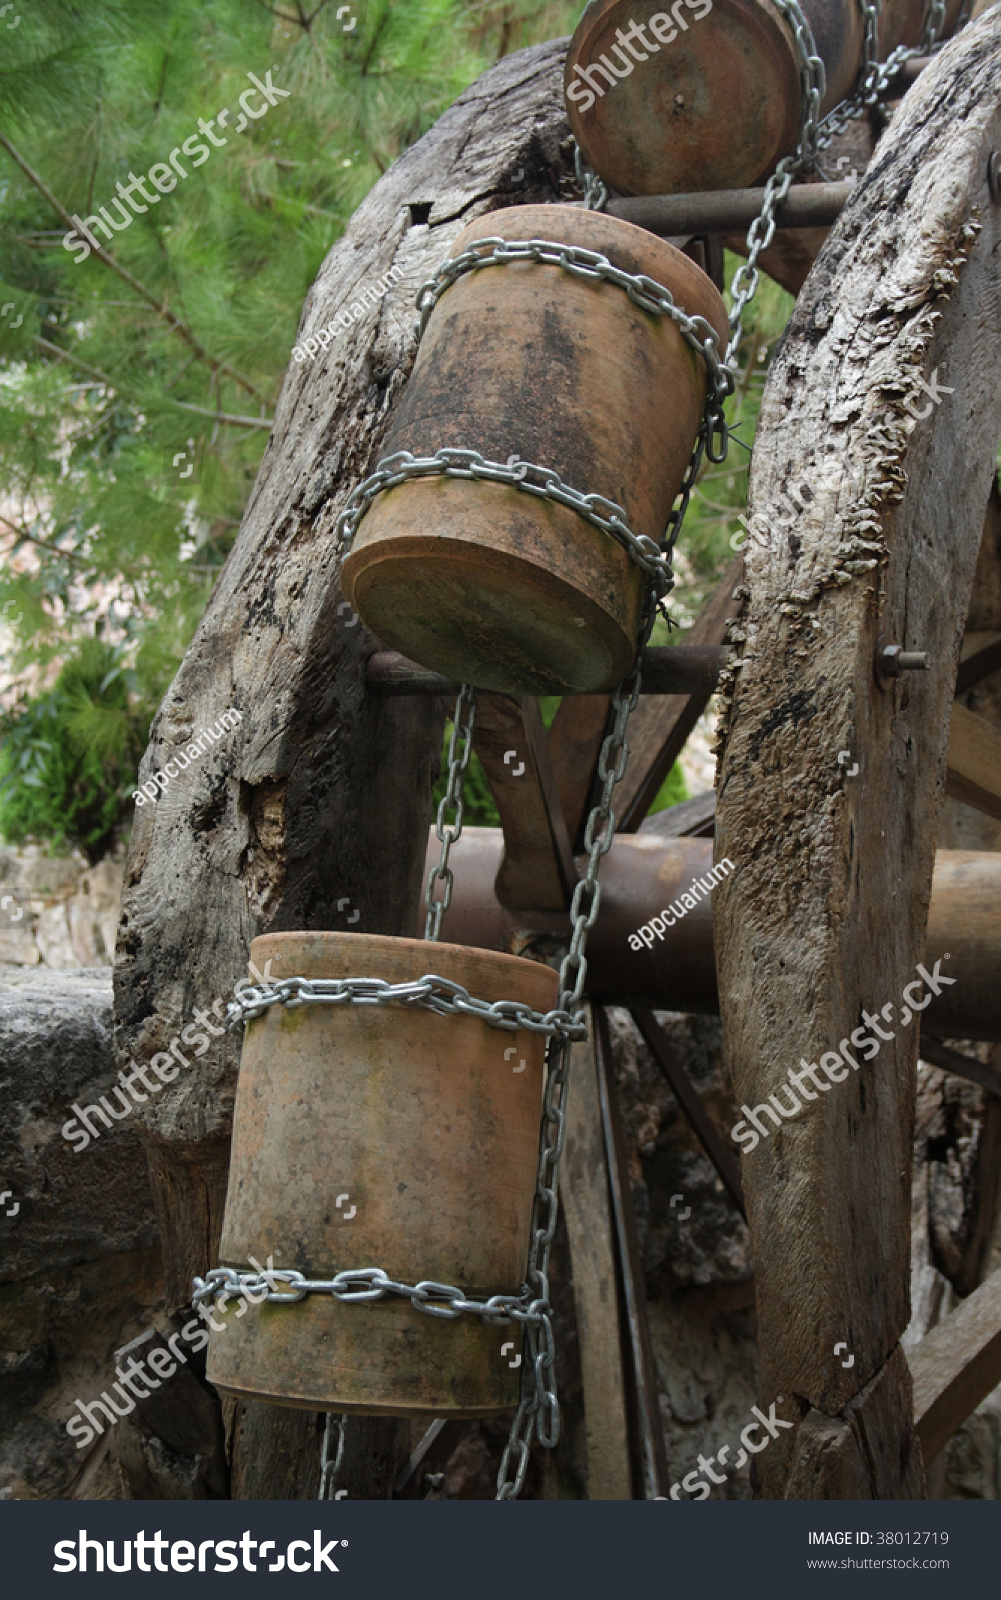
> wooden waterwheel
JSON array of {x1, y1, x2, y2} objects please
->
[{"x1": 115, "y1": 6, "x2": 1001, "y2": 1500}]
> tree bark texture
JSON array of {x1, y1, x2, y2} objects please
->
[
  {"x1": 713, "y1": 10, "x2": 1001, "y2": 1499},
  {"x1": 115, "y1": 40, "x2": 576, "y2": 1497}
]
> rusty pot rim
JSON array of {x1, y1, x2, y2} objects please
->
[
  {"x1": 452, "y1": 201, "x2": 729, "y2": 353},
  {"x1": 247, "y1": 929, "x2": 560, "y2": 1010}
]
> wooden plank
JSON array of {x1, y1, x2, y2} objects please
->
[
  {"x1": 946, "y1": 701, "x2": 1001, "y2": 821},
  {"x1": 561, "y1": 1024, "x2": 633, "y2": 1500},
  {"x1": 918, "y1": 1034, "x2": 1001, "y2": 1099},
  {"x1": 473, "y1": 693, "x2": 577, "y2": 911},
  {"x1": 616, "y1": 556, "x2": 743, "y2": 833},
  {"x1": 956, "y1": 631, "x2": 1001, "y2": 694},
  {"x1": 594, "y1": 1005, "x2": 670, "y2": 1499},
  {"x1": 711, "y1": 14, "x2": 1001, "y2": 1499},
  {"x1": 630, "y1": 1006, "x2": 745, "y2": 1217},
  {"x1": 911, "y1": 1267, "x2": 1001, "y2": 1462},
  {"x1": 547, "y1": 694, "x2": 612, "y2": 853}
]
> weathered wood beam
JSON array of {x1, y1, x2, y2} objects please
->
[
  {"x1": 548, "y1": 694, "x2": 614, "y2": 853},
  {"x1": 594, "y1": 1006, "x2": 670, "y2": 1500},
  {"x1": 616, "y1": 557, "x2": 743, "y2": 832},
  {"x1": 956, "y1": 630, "x2": 1001, "y2": 693},
  {"x1": 918, "y1": 1034, "x2": 1001, "y2": 1097},
  {"x1": 607, "y1": 182, "x2": 854, "y2": 237},
  {"x1": 473, "y1": 693, "x2": 577, "y2": 912},
  {"x1": 911, "y1": 1266, "x2": 1001, "y2": 1461},
  {"x1": 562, "y1": 1027, "x2": 633, "y2": 1500},
  {"x1": 946, "y1": 700, "x2": 1001, "y2": 819},
  {"x1": 712, "y1": 11, "x2": 1001, "y2": 1499}
]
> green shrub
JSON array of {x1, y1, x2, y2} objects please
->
[{"x1": 0, "y1": 640, "x2": 149, "y2": 862}]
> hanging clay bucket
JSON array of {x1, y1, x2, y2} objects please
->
[
  {"x1": 565, "y1": 0, "x2": 966, "y2": 198},
  {"x1": 339, "y1": 204, "x2": 727, "y2": 697},
  {"x1": 205, "y1": 931, "x2": 559, "y2": 1416}
]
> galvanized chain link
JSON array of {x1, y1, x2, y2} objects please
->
[
  {"x1": 726, "y1": 0, "x2": 825, "y2": 368},
  {"x1": 495, "y1": 583, "x2": 659, "y2": 1500},
  {"x1": 318, "y1": 1413, "x2": 346, "y2": 1500},
  {"x1": 413, "y1": 237, "x2": 732, "y2": 435},
  {"x1": 334, "y1": 449, "x2": 681, "y2": 599},
  {"x1": 193, "y1": 1264, "x2": 546, "y2": 1325},
  {"x1": 574, "y1": 140, "x2": 608, "y2": 211},
  {"x1": 727, "y1": 0, "x2": 969, "y2": 369},
  {"x1": 333, "y1": 241, "x2": 731, "y2": 589},
  {"x1": 225, "y1": 970, "x2": 588, "y2": 1041},
  {"x1": 425, "y1": 683, "x2": 476, "y2": 941}
]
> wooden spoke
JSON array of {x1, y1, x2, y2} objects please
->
[
  {"x1": 472, "y1": 693, "x2": 577, "y2": 912},
  {"x1": 615, "y1": 555, "x2": 743, "y2": 833},
  {"x1": 594, "y1": 1005, "x2": 670, "y2": 1500},
  {"x1": 562, "y1": 1025, "x2": 633, "y2": 1499},
  {"x1": 630, "y1": 1005, "x2": 746, "y2": 1217},
  {"x1": 911, "y1": 1266, "x2": 1001, "y2": 1462},
  {"x1": 946, "y1": 702, "x2": 1001, "y2": 822},
  {"x1": 956, "y1": 631, "x2": 1001, "y2": 694}
]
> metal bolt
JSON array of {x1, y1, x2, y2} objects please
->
[
  {"x1": 989, "y1": 151, "x2": 1001, "y2": 204},
  {"x1": 878, "y1": 639, "x2": 931, "y2": 680}
]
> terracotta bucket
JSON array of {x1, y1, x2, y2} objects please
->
[
  {"x1": 566, "y1": 0, "x2": 967, "y2": 197},
  {"x1": 205, "y1": 931, "x2": 559, "y2": 1416},
  {"x1": 340, "y1": 204, "x2": 727, "y2": 696}
]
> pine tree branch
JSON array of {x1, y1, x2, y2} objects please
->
[
  {"x1": 0, "y1": 514, "x2": 94, "y2": 571},
  {"x1": 32, "y1": 337, "x2": 274, "y2": 429},
  {"x1": 0, "y1": 132, "x2": 270, "y2": 406}
]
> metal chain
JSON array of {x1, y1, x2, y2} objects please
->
[
  {"x1": 318, "y1": 1413, "x2": 346, "y2": 1500},
  {"x1": 333, "y1": 241, "x2": 731, "y2": 586},
  {"x1": 225, "y1": 971, "x2": 587, "y2": 1042},
  {"x1": 334, "y1": 449, "x2": 680, "y2": 599},
  {"x1": 727, "y1": 0, "x2": 969, "y2": 369},
  {"x1": 413, "y1": 237, "x2": 732, "y2": 433},
  {"x1": 726, "y1": 0, "x2": 825, "y2": 368},
  {"x1": 193, "y1": 1264, "x2": 546, "y2": 1325},
  {"x1": 495, "y1": 583, "x2": 659, "y2": 1500},
  {"x1": 574, "y1": 141, "x2": 608, "y2": 211},
  {"x1": 425, "y1": 683, "x2": 476, "y2": 941}
]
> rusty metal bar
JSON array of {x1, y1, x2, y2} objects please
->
[
  {"x1": 392, "y1": 1419, "x2": 473, "y2": 1499},
  {"x1": 606, "y1": 181, "x2": 854, "y2": 238},
  {"x1": 366, "y1": 646, "x2": 727, "y2": 699},
  {"x1": 430, "y1": 830, "x2": 1001, "y2": 1042}
]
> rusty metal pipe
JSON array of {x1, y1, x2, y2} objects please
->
[
  {"x1": 367, "y1": 645, "x2": 727, "y2": 698},
  {"x1": 430, "y1": 831, "x2": 1001, "y2": 1041},
  {"x1": 607, "y1": 181, "x2": 854, "y2": 236}
]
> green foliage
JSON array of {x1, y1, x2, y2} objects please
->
[
  {"x1": 0, "y1": 638, "x2": 151, "y2": 861},
  {"x1": 0, "y1": 0, "x2": 793, "y2": 854}
]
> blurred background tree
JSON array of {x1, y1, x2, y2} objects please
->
[{"x1": 0, "y1": 0, "x2": 789, "y2": 853}]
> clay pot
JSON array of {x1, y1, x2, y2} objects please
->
[
  {"x1": 206, "y1": 931, "x2": 559, "y2": 1416},
  {"x1": 340, "y1": 205, "x2": 726, "y2": 696},
  {"x1": 566, "y1": 0, "x2": 966, "y2": 197}
]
